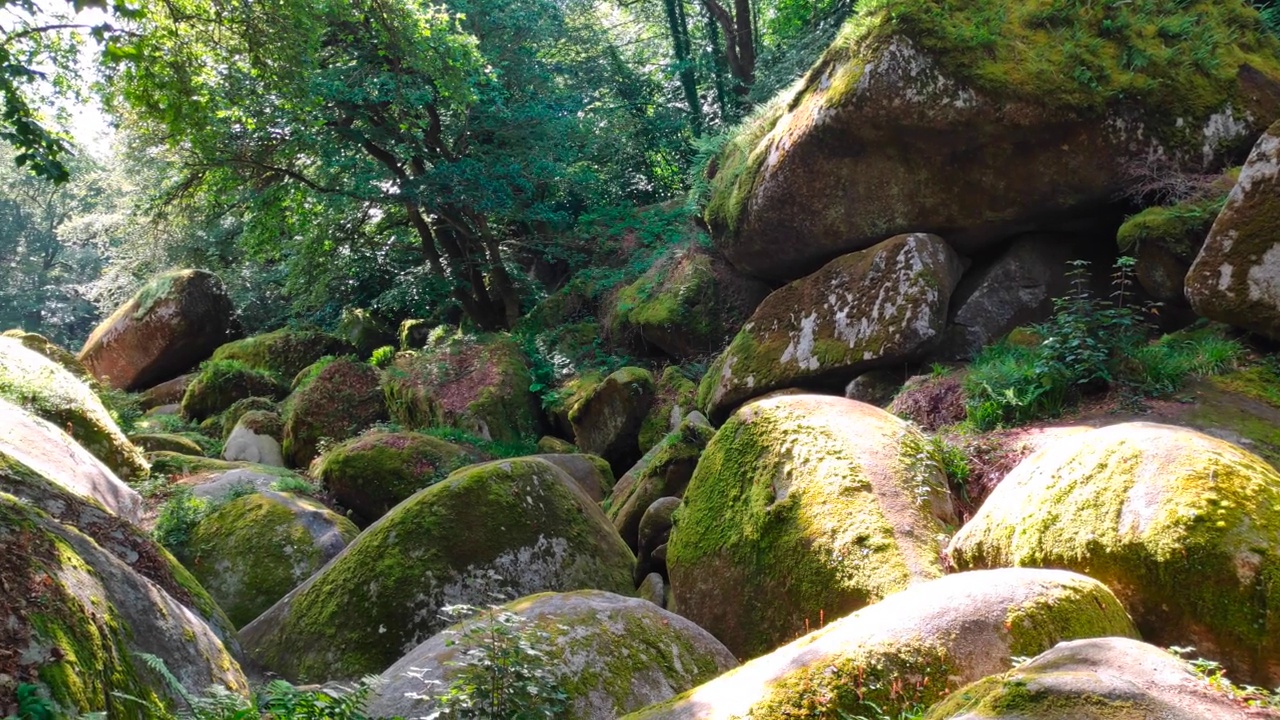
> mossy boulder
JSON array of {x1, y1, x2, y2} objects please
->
[
  {"x1": 187, "y1": 491, "x2": 358, "y2": 628},
  {"x1": 2, "y1": 330, "x2": 92, "y2": 382},
  {"x1": 0, "y1": 489, "x2": 247, "y2": 718},
  {"x1": 222, "y1": 411, "x2": 285, "y2": 467},
  {"x1": 570, "y1": 366, "x2": 656, "y2": 474},
  {"x1": 639, "y1": 367, "x2": 699, "y2": 453},
  {"x1": 382, "y1": 332, "x2": 544, "y2": 444},
  {"x1": 706, "y1": 0, "x2": 1280, "y2": 281},
  {"x1": 179, "y1": 467, "x2": 308, "y2": 500},
  {"x1": 180, "y1": 360, "x2": 287, "y2": 422},
  {"x1": 1188, "y1": 121, "x2": 1280, "y2": 339},
  {"x1": 888, "y1": 373, "x2": 967, "y2": 431},
  {"x1": 129, "y1": 432, "x2": 206, "y2": 457},
  {"x1": 210, "y1": 328, "x2": 355, "y2": 381},
  {"x1": 949, "y1": 422, "x2": 1280, "y2": 686},
  {"x1": 608, "y1": 242, "x2": 771, "y2": 358},
  {"x1": 149, "y1": 451, "x2": 299, "y2": 483},
  {"x1": 78, "y1": 270, "x2": 240, "y2": 390},
  {"x1": 668, "y1": 394, "x2": 955, "y2": 659},
  {"x1": 219, "y1": 396, "x2": 278, "y2": 439},
  {"x1": 238, "y1": 457, "x2": 636, "y2": 682},
  {"x1": 538, "y1": 435, "x2": 578, "y2": 453},
  {"x1": 282, "y1": 357, "x2": 387, "y2": 469},
  {"x1": 398, "y1": 319, "x2": 433, "y2": 350},
  {"x1": 313, "y1": 431, "x2": 473, "y2": 524},
  {"x1": 637, "y1": 496, "x2": 681, "y2": 581},
  {"x1": 925, "y1": 637, "x2": 1258, "y2": 720},
  {"x1": 548, "y1": 371, "x2": 605, "y2": 438},
  {"x1": 367, "y1": 591, "x2": 738, "y2": 720},
  {"x1": 608, "y1": 412, "x2": 714, "y2": 553},
  {"x1": 698, "y1": 234, "x2": 963, "y2": 424},
  {"x1": 540, "y1": 453, "x2": 615, "y2": 503},
  {"x1": 626, "y1": 569, "x2": 1135, "y2": 720},
  {"x1": 335, "y1": 308, "x2": 396, "y2": 357},
  {"x1": 0, "y1": 337, "x2": 149, "y2": 481},
  {"x1": 137, "y1": 371, "x2": 196, "y2": 410}
]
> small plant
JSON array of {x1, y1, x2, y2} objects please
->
[
  {"x1": 1169, "y1": 647, "x2": 1280, "y2": 709},
  {"x1": 369, "y1": 345, "x2": 397, "y2": 368},
  {"x1": 5, "y1": 683, "x2": 56, "y2": 720},
  {"x1": 416, "y1": 604, "x2": 568, "y2": 720},
  {"x1": 98, "y1": 385, "x2": 144, "y2": 434},
  {"x1": 270, "y1": 475, "x2": 320, "y2": 495},
  {"x1": 151, "y1": 487, "x2": 210, "y2": 555}
]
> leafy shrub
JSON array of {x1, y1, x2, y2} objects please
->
[
  {"x1": 98, "y1": 386, "x2": 144, "y2": 434},
  {"x1": 270, "y1": 476, "x2": 321, "y2": 495},
  {"x1": 152, "y1": 487, "x2": 210, "y2": 554},
  {"x1": 369, "y1": 345, "x2": 397, "y2": 368}
]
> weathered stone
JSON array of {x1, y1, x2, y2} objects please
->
[
  {"x1": 222, "y1": 411, "x2": 286, "y2": 467},
  {"x1": 668, "y1": 394, "x2": 955, "y2": 658},
  {"x1": 129, "y1": 432, "x2": 206, "y2": 457},
  {"x1": 844, "y1": 369, "x2": 904, "y2": 407},
  {"x1": 638, "y1": 572, "x2": 666, "y2": 607},
  {"x1": 282, "y1": 358, "x2": 387, "y2": 469},
  {"x1": 540, "y1": 453, "x2": 615, "y2": 503},
  {"x1": 366, "y1": 591, "x2": 737, "y2": 720},
  {"x1": 180, "y1": 360, "x2": 287, "y2": 422},
  {"x1": 139, "y1": 372, "x2": 195, "y2": 410},
  {"x1": 636, "y1": 496, "x2": 681, "y2": 581},
  {"x1": 2, "y1": 330, "x2": 92, "y2": 382},
  {"x1": 609, "y1": 413, "x2": 713, "y2": 553},
  {"x1": 211, "y1": 328, "x2": 355, "y2": 380},
  {"x1": 639, "y1": 367, "x2": 700, "y2": 453},
  {"x1": 335, "y1": 307, "x2": 396, "y2": 357},
  {"x1": 313, "y1": 431, "x2": 472, "y2": 524},
  {"x1": 79, "y1": 270, "x2": 240, "y2": 390},
  {"x1": 571, "y1": 367, "x2": 657, "y2": 474},
  {"x1": 698, "y1": 234, "x2": 963, "y2": 423}
]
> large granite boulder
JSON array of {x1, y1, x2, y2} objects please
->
[
  {"x1": 179, "y1": 359, "x2": 287, "y2": 422},
  {"x1": 209, "y1": 328, "x2": 355, "y2": 381},
  {"x1": 1187, "y1": 120, "x2": 1280, "y2": 339},
  {"x1": 570, "y1": 367, "x2": 657, "y2": 474},
  {"x1": 313, "y1": 431, "x2": 473, "y2": 524},
  {"x1": 366, "y1": 591, "x2": 737, "y2": 720},
  {"x1": 78, "y1": 270, "x2": 239, "y2": 390},
  {"x1": 698, "y1": 234, "x2": 962, "y2": 423},
  {"x1": 949, "y1": 422, "x2": 1280, "y2": 686},
  {"x1": 626, "y1": 569, "x2": 1136, "y2": 720},
  {"x1": 668, "y1": 394, "x2": 955, "y2": 658},
  {"x1": 0, "y1": 336, "x2": 149, "y2": 481},
  {"x1": 2, "y1": 330, "x2": 92, "y2": 382},
  {"x1": 281, "y1": 357, "x2": 387, "y2": 468},
  {"x1": 221, "y1": 410, "x2": 285, "y2": 467},
  {"x1": 238, "y1": 457, "x2": 636, "y2": 682},
  {"x1": 705, "y1": 1, "x2": 1280, "y2": 281}
]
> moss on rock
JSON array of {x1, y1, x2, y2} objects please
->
[
  {"x1": 210, "y1": 329, "x2": 355, "y2": 381},
  {"x1": 639, "y1": 367, "x2": 699, "y2": 453},
  {"x1": 0, "y1": 337, "x2": 149, "y2": 481},
  {"x1": 569, "y1": 366, "x2": 656, "y2": 474},
  {"x1": 668, "y1": 393, "x2": 955, "y2": 659},
  {"x1": 282, "y1": 358, "x2": 387, "y2": 469},
  {"x1": 238, "y1": 457, "x2": 636, "y2": 682},
  {"x1": 314, "y1": 431, "x2": 474, "y2": 524},
  {"x1": 2, "y1": 330, "x2": 92, "y2": 382},
  {"x1": 335, "y1": 308, "x2": 396, "y2": 357},
  {"x1": 608, "y1": 412, "x2": 713, "y2": 553},
  {"x1": 219, "y1": 396, "x2": 278, "y2": 440},
  {"x1": 180, "y1": 360, "x2": 286, "y2": 422},
  {"x1": 382, "y1": 332, "x2": 544, "y2": 445},
  {"x1": 128, "y1": 433, "x2": 206, "y2": 457},
  {"x1": 187, "y1": 491, "x2": 358, "y2": 628},
  {"x1": 949, "y1": 422, "x2": 1280, "y2": 686}
]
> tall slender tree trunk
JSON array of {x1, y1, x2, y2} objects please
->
[
  {"x1": 703, "y1": 4, "x2": 733, "y2": 122},
  {"x1": 663, "y1": 0, "x2": 703, "y2": 135}
]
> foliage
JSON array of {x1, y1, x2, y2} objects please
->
[
  {"x1": 98, "y1": 384, "x2": 142, "y2": 434},
  {"x1": 269, "y1": 476, "x2": 321, "y2": 496},
  {"x1": 964, "y1": 260, "x2": 1244, "y2": 429},
  {"x1": 420, "y1": 604, "x2": 568, "y2": 720},
  {"x1": 151, "y1": 483, "x2": 255, "y2": 555},
  {"x1": 4, "y1": 683, "x2": 55, "y2": 720},
  {"x1": 1169, "y1": 646, "x2": 1280, "y2": 709},
  {"x1": 421, "y1": 426, "x2": 538, "y2": 460},
  {"x1": 369, "y1": 345, "x2": 396, "y2": 369}
]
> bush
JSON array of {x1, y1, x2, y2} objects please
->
[{"x1": 369, "y1": 345, "x2": 396, "y2": 368}]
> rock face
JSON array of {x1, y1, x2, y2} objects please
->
[
  {"x1": 639, "y1": 367, "x2": 699, "y2": 453},
  {"x1": 209, "y1": 328, "x2": 355, "y2": 381},
  {"x1": 636, "y1": 497, "x2": 681, "y2": 581},
  {"x1": 626, "y1": 569, "x2": 1135, "y2": 720},
  {"x1": 949, "y1": 422, "x2": 1280, "y2": 686},
  {"x1": 698, "y1": 234, "x2": 963, "y2": 423},
  {"x1": 571, "y1": 367, "x2": 657, "y2": 474},
  {"x1": 138, "y1": 372, "x2": 195, "y2": 410},
  {"x1": 1188, "y1": 121, "x2": 1280, "y2": 339},
  {"x1": 282, "y1": 358, "x2": 387, "y2": 469},
  {"x1": 238, "y1": 457, "x2": 636, "y2": 681},
  {"x1": 668, "y1": 394, "x2": 955, "y2": 658},
  {"x1": 180, "y1": 360, "x2": 287, "y2": 422},
  {"x1": 926, "y1": 637, "x2": 1267, "y2": 720},
  {"x1": 382, "y1": 332, "x2": 544, "y2": 443},
  {"x1": 540, "y1": 453, "x2": 615, "y2": 503},
  {"x1": 78, "y1": 270, "x2": 240, "y2": 390},
  {"x1": 222, "y1": 411, "x2": 286, "y2": 467},
  {"x1": 0, "y1": 489, "x2": 247, "y2": 718},
  {"x1": 0, "y1": 336, "x2": 149, "y2": 480},
  {"x1": 609, "y1": 242, "x2": 772, "y2": 358},
  {"x1": 2, "y1": 330, "x2": 93, "y2": 381},
  {"x1": 608, "y1": 412, "x2": 714, "y2": 552},
  {"x1": 704, "y1": 2, "x2": 1280, "y2": 281},
  {"x1": 187, "y1": 491, "x2": 358, "y2": 628},
  {"x1": 313, "y1": 431, "x2": 472, "y2": 524},
  {"x1": 366, "y1": 591, "x2": 738, "y2": 720},
  {"x1": 335, "y1": 307, "x2": 396, "y2": 357},
  {"x1": 0, "y1": 398, "x2": 143, "y2": 524}
]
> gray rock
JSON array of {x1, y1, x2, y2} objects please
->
[
  {"x1": 844, "y1": 369, "x2": 903, "y2": 407},
  {"x1": 636, "y1": 496, "x2": 681, "y2": 581},
  {"x1": 223, "y1": 424, "x2": 286, "y2": 467},
  {"x1": 540, "y1": 453, "x2": 615, "y2": 503},
  {"x1": 638, "y1": 572, "x2": 666, "y2": 607}
]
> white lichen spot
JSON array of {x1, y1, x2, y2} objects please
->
[
  {"x1": 858, "y1": 38, "x2": 976, "y2": 109},
  {"x1": 1202, "y1": 105, "x2": 1252, "y2": 167},
  {"x1": 779, "y1": 312, "x2": 821, "y2": 370},
  {"x1": 1246, "y1": 245, "x2": 1280, "y2": 308}
]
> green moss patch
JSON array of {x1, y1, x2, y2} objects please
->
[
  {"x1": 180, "y1": 359, "x2": 286, "y2": 422},
  {"x1": 211, "y1": 329, "x2": 355, "y2": 381},
  {"x1": 281, "y1": 357, "x2": 387, "y2": 469},
  {"x1": 314, "y1": 431, "x2": 475, "y2": 524}
]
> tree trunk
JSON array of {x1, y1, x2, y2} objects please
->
[{"x1": 663, "y1": 0, "x2": 702, "y2": 135}]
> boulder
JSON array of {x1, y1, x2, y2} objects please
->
[
  {"x1": 1188, "y1": 121, "x2": 1280, "y2": 339},
  {"x1": 209, "y1": 328, "x2": 355, "y2": 380},
  {"x1": 0, "y1": 398, "x2": 143, "y2": 524},
  {"x1": 78, "y1": 270, "x2": 240, "y2": 390},
  {"x1": 398, "y1": 318, "x2": 433, "y2": 350},
  {"x1": 537, "y1": 435, "x2": 577, "y2": 454},
  {"x1": 335, "y1": 307, "x2": 396, "y2": 357},
  {"x1": 1, "y1": 329, "x2": 92, "y2": 381},
  {"x1": 222, "y1": 411, "x2": 286, "y2": 467},
  {"x1": 0, "y1": 491, "x2": 247, "y2": 717},
  {"x1": 539, "y1": 453, "x2": 615, "y2": 503},
  {"x1": 844, "y1": 369, "x2": 904, "y2": 407},
  {"x1": 698, "y1": 234, "x2": 963, "y2": 423},
  {"x1": 186, "y1": 491, "x2": 358, "y2": 628},
  {"x1": 638, "y1": 572, "x2": 666, "y2": 606},
  {"x1": 937, "y1": 234, "x2": 1109, "y2": 359},
  {"x1": 637, "y1": 496, "x2": 681, "y2": 580},
  {"x1": 949, "y1": 422, "x2": 1280, "y2": 685},
  {"x1": 570, "y1": 367, "x2": 656, "y2": 474},
  {"x1": 888, "y1": 373, "x2": 967, "y2": 431},
  {"x1": 608, "y1": 413, "x2": 714, "y2": 552},
  {"x1": 129, "y1": 432, "x2": 206, "y2": 456},
  {"x1": 138, "y1": 372, "x2": 195, "y2": 410},
  {"x1": 382, "y1": 332, "x2": 544, "y2": 444},
  {"x1": 219, "y1": 396, "x2": 278, "y2": 439},
  {"x1": 313, "y1": 431, "x2": 472, "y2": 524},
  {"x1": 149, "y1": 452, "x2": 296, "y2": 481},
  {"x1": 608, "y1": 242, "x2": 771, "y2": 358},
  {"x1": 548, "y1": 371, "x2": 605, "y2": 437},
  {"x1": 704, "y1": 1, "x2": 1280, "y2": 281},
  {"x1": 639, "y1": 367, "x2": 699, "y2": 453},
  {"x1": 0, "y1": 336, "x2": 149, "y2": 480},
  {"x1": 625, "y1": 569, "x2": 1135, "y2": 720},
  {"x1": 180, "y1": 359, "x2": 287, "y2": 422},
  {"x1": 668, "y1": 394, "x2": 955, "y2": 658},
  {"x1": 926, "y1": 637, "x2": 1267, "y2": 720},
  {"x1": 366, "y1": 591, "x2": 737, "y2": 720},
  {"x1": 238, "y1": 457, "x2": 637, "y2": 681},
  {"x1": 179, "y1": 468, "x2": 305, "y2": 500},
  {"x1": 282, "y1": 358, "x2": 387, "y2": 469}
]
